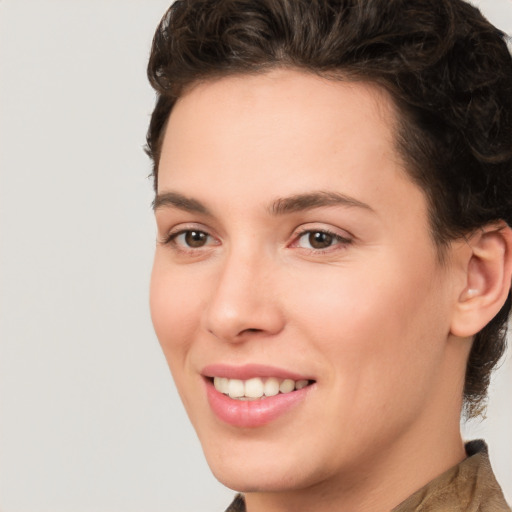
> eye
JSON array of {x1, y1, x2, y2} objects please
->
[
  {"x1": 176, "y1": 230, "x2": 210, "y2": 248},
  {"x1": 163, "y1": 228, "x2": 217, "y2": 250},
  {"x1": 293, "y1": 229, "x2": 352, "y2": 251},
  {"x1": 299, "y1": 231, "x2": 335, "y2": 249}
]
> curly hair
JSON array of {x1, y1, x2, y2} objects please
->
[{"x1": 146, "y1": 0, "x2": 512, "y2": 417}]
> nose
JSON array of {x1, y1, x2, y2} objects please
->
[{"x1": 203, "y1": 248, "x2": 285, "y2": 343}]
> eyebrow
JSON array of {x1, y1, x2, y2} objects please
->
[
  {"x1": 153, "y1": 190, "x2": 373, "y2": 215},
  {"x1": 269, "y1": 191, "x2": 374, "y2": 215},
  {"x1": 153, "y1": 192, "x2": 212, "y2": 215}
]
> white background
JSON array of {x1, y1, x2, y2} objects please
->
[{"x1": 0, "y1": 1, "x2": 511, "y2": 511}]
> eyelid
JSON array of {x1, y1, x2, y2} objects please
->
[{"x1": 291, "y1": 223, "x2": 353, "y2": 240}]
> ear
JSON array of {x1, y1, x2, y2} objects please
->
[{"x1": 450, "y1": 223, "x2": 512, "y2": 338}]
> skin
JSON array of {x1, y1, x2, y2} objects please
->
[{"x1": 150, "y1": 69, "x2": 475, "y2": 512}]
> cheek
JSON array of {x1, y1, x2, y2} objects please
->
[
  {"x1": 149, "y1": 258, "x2": 212, "y2": 422},
  {"x1": 287, "y1": 257, "x2": 450, "y2": 390},
  {"x1": 284, "y1": 261, "x2": 452, "y2": 454},
  {"x1": 149, "y1": 257, "x2": 202, "y2": 370}
]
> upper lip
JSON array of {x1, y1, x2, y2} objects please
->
[{"x1": 201, "y1": 363, "x2": 314, "y2": 381}]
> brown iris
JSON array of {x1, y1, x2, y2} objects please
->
[
  {"x1": 185, "y1": 231, "x2": 208, "y2": 248},
  {"x1": 308, "y1": 231, "x2": 334, "y2": 249}
]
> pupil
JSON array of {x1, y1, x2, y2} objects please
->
[
  {"x1": 185, "y1": 231, "x2": 206, "y2": 247},
  {"x1": 309, "y1": 232, "x2": 333, "y2": 249}
]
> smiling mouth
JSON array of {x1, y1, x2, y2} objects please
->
[{"x1": 211, "y1": 376, "x2": 315, "y2": 400}]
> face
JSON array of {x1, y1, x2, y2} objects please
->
[{"x1": 150, "y1": 70, "x2": 464, "y2": 494}]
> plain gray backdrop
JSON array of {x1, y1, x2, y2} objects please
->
[{"x1": 1, "y1": 1, "x2": 511, "y2": 511}]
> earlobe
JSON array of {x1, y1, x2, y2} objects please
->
[{"x1": 450, "y1": 223, "x2": 512, "y2": 338}]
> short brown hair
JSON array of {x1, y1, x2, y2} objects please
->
[{"x1": 146, "y1": 0, "x2": 512, "y2": 417}]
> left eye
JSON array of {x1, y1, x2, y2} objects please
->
[{"x1": 295, "y1": 230, "x2": 347, "y2": 250}]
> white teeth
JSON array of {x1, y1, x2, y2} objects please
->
[
  {"x1": 213, "y1": 376, "x2": 311, "y2": 399},
  {"x1": 220, "y1": 377, "x2": 229, "y2": 394},
  {"x1": 228, "y1": 379, "x2": 245, "y2": 398},
  {"x1": 264, "y1": 377, "x2": 280, "y2": 397},
  {"x1": 245, "y1": 377, "x2": 264, "y2": 398},
  {"x1": 213, "y1": 377, "x2": 229, "y2": 394},
  {"x1": 279, "y1": 379, "x2": 295, "y2": 393}
]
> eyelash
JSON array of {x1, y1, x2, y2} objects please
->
[{"x1": 160, "y1": 227, "x2": 352, "y2": 254}]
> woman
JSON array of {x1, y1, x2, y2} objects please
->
[{"x1": 146, "y1": 0, "x2": 512, "y2": 510}]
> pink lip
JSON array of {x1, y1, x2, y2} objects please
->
[{"x1": 202, "y1": 364, "x2": 315, "y2": 428}]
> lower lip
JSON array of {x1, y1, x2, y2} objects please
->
[{"x1": 205, "y1": 379, "x2": 313, "y2": 428}]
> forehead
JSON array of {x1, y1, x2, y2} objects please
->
[
  {"x1": 161, "y1": 70, "x2": 402, "y2": 176},
  {"x1": 167, "y1": 69, "x2": 398, "y2": 148}
]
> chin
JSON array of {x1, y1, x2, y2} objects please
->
[
  {"x1": 209, "y1": 461, "x2": 310, "y2": 493},
  {"x1": 199, "y1": 433, "x2": 324, "y2": 493}
]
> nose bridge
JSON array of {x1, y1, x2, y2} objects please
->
[{"x1": 204, "y1": 239, "x2": 283, "y2": 342}]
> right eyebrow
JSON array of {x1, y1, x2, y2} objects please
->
[{"x1": 152, "y1": 191, "x2": 212, "y2": 215}]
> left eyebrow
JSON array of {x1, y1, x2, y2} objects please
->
[{"x1": 269, "y1": 191, "x2": 374, "y2": 215}]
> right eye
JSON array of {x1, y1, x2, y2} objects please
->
[
  {"x1": 174, "y1": 230, "x2": 210, "y2": 248},
  {"x1": 163, "y1": 228, "x2": 219, "y2": 251}
]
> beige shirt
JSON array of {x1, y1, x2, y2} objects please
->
[{"x1": 225, "y1": 440, "x2": 510, "y2": 512}]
